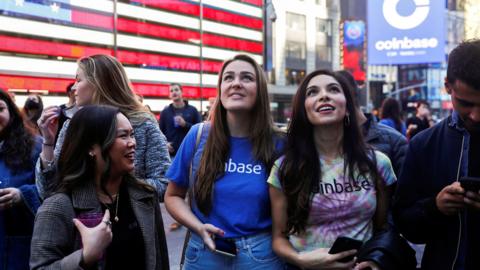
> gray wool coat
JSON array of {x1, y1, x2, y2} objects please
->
[{"x1": 30, "y1": 181, "x2": 169, "y2": 270}]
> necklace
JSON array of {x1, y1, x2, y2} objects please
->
[{"x1": 100, "y1": 193, "x2": 120, "y2": 223}]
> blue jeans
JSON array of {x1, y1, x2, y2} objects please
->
[{"x1": 184, "y1": 232, "x2": 285, "y2": 270}]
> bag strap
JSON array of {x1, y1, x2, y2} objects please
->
[
  {"x1": 180, "y1": 122, "x2": 204, "y2": 270},
  {"x1": 189, "y1": 122, "x2": 204, "y2": 189}
]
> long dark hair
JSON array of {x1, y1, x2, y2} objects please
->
[
  {"x1": 278, "y1": 70, "x2": 380, "y2": 235},
  {"x1": 0, "y1": 89, "x2": 35, "y2": 174},
  {"x1": 23, "y1": 94, "x2": 44, "y2": 123},
  {"x1": 194, "y1": 54, "x2": 278, "y2": 215},
  {"x1": 380, "y1": 98, "x2": 403, "y2": 133},
  {"x1": 54, "y1": 105, "x2": 153, "y2": 196}
]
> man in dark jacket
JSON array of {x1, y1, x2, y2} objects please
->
[
  {"x1": 393, "y1": 39, "x2": 480, "y2": 270},
  {"x1": 159, "y1": 83, "x2": 201, "y2": 231},
  {"x1": 159, "y1": 83, "x2": 201, "y2": 157}
]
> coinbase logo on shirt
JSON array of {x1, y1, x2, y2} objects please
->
[
  {"x1": 225, "y1": 159, "x2": 262, "y2": 175},
  {"x1": 367, "y1": 0, "x2": 444, "y2": 65}
]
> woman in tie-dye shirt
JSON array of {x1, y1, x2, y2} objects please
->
[{"x1": 268, "y1": 70, "x2": 395, "y2": 270}]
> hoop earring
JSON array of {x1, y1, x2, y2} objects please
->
[{"x1": 344, "y1": 115, "x2": 350, "y2": 126}]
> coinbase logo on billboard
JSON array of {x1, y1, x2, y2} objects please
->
[{"x1": 368, "y1": 0, "x2": 445, "y2": 65}]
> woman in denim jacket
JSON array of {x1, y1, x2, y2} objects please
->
[{"x1": 0, "y1": 89, "x2": 41, "y2": 270}]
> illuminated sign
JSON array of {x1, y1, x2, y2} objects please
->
[
  {"x1": 341, "y1": 21, "x2": 366, "y2": 82},
  {"x1": 368, "y1": 0, "x2": 445, "y2": 65}
]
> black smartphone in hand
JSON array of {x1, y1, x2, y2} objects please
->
[
  {"x1": 214, "y1": 237, "x2": 237, "y2": 257},
  {"x1": 460, "y1": 176, "x2": 480, "y2": 192},
  {"x1": 328, "y1": 236, "x2": 363, "y2": 262}
]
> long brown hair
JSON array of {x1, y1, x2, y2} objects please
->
[
  {"x1": 278, "y1": 70, "x2": 381, "y2": 234},
  {"x1": 194, "y1": 54, "x2": 278, "y2": 215}
]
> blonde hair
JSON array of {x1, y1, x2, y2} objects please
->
[{"x1": 78, "y1": 54, "x2": 154, "y2": 124}]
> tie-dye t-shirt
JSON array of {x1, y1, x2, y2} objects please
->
[{"x1": 267, "y1": 151, "x2": 396, "y2": 252}]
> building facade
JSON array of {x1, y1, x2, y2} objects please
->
[{"x1": 267, "y1": 0, "x2": 341, "y2": 123}]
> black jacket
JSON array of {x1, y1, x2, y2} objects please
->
[
  {"x1": 358, "y1": 228, "x2": 416, "y2": 270},
  {"x1": 363, "y1": 114, "x2": 407, "y2": 177},
  {"x1": 393, "y1": 113, "x2": 480, "y2": 270}
]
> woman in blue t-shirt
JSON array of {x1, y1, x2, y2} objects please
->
[{"x1": 165, "y1": 54, "x2": 284, "y2": 269}]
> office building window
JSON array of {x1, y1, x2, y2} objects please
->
[
  {"x1": 285, "y1": 12, "x2": 306, "y2": 85},
  {"x1": 315, "y1": 18, "x2": 332, "y2": 69}
]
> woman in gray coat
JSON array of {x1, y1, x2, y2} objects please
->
[
  {"x1": 30, "y1": 105, "x2": 169, "y2": 270},
  {"x1": 36, "y1": 54, "x2": 170, "y2": 201}
]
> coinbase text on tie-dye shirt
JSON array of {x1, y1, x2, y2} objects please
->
[{"x1": 267, "y1": 151, "x2": 396, "y2": 252}]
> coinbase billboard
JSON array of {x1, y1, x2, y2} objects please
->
[{"x1": 368, "y1": 0, "x2": 445, "y2": 65}]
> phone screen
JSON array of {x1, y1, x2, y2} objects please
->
[
  {"x1": 214, "y1": 238, "x2": 237, "y2": 257},
  {"x1": 328, "y1": 236, "x2": 363, "y2": 263},
  {"x1": 460, "y1": 176, "x2": 480, "y2": 192}
]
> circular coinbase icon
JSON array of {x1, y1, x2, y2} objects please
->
[{"x1": 383, "y1": 0, "x2": 430, "y2": 30}]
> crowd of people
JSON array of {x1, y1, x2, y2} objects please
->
[{"x1": 0, "y1": 39, "x2": 479, "y2": 270}]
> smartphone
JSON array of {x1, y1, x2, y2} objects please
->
[
  {"x1": 213, "y1": 237, "x2": 237, "y2": 257},
  {"x1": 460, "y1": 176, "x2": 480, "y2": 192},
  {"x1": 328, "y1": 236, "x2": 363, "y2": 262}
]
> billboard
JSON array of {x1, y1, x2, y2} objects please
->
[
  {"x1": 368, "y1": 0, "x2": 445, "y2": 65},
  {"x1": 341, "y1": 21, "x2": 366, "y2": 82}
]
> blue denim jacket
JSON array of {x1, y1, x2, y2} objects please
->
[{"x1": 0, "y1": 137, "x2": 41, "y2": 270}]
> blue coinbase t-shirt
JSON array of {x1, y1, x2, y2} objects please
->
[{"x1": 166, "y1": 124, "x2": 278, "y2": 238}]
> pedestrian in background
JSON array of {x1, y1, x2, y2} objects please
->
[
  {"x1": 159, "y1": 83, "x2": 201, "y2": 157},
  {"x1": 35, "y1": 54, "x2": 170, "y2": 201},
  {"x1": 165, "y1": 54, "x2": 284, "y2": 269},
  {"x1": 30, "y1": 105, "x2": 169, "y2": 269},
  {"x1": 379, "y1": 98, "x2": 406, "y2": 136},
  {"x1": 22, "y1": 94, "x2": 43, "y2": 136},
  {"x1": 0, "y1": 89, "x2": 41, "y2": 270},
  {"x1": 405, "y1": 100, "x2": 434, "y2": 140},
  {"x1": 159, "y1": 83, "x2": 201, "y2": 231},
  {"x1": 268, "y1": 70, "x2": 396, "y2": 270}
]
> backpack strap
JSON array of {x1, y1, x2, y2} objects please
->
[
  {"x1": 188, "y1": 122, "x2": 204, "y2": 188},
  {"x1": 180, "y1": 122, "x2": 208, "y2": 270}
]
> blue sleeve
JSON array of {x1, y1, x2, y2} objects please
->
[
  {"x1": 19, "y1": 184, "x2": 41, "y2": 214},
  {"x1": 19, "y1": 137, "x2": 42, "y2": 213},
  {"x1": 166, "y1": 123, "x2": 201, "y2": 188},
  {"x1": 378, "y1": 119, "x2": 392, "y2": 129}
]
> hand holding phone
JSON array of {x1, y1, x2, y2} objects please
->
[
  {"x1": 459, "y1": 177, "x2": 480, "y2": 193},
  {"x1": 213, "y1": 237, "x2": 237, "y2": 257},
  {"x1": 328, "y1": 236, "x2": 363, "y2": 263}
]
